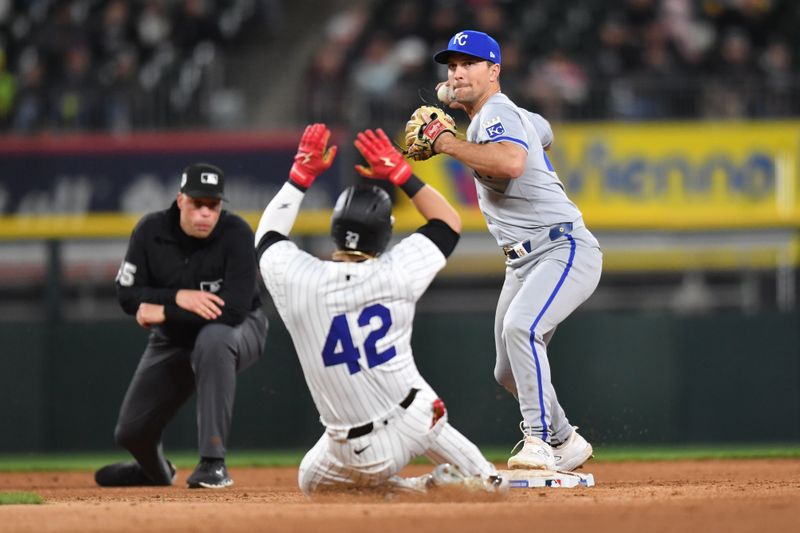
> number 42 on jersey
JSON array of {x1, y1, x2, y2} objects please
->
[{"x1": 321, "y1": 304, "x2": 396, "y2": 374}]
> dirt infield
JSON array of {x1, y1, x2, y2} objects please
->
[{"x1": 1, "y1": 459, "x2": 798, "y2": 533}]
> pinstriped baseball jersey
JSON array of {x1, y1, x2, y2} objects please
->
[
  {"x1": 466, "y1": 92, "x2": 583, "y2": 246},
  {"x1": 258, "y1": 232, "x2": 444, "y2": 430}
]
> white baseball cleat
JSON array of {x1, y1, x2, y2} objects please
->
[
  {"x1": 552, "y1": 426, "x2": 593, "y2": 472},
  {"x1": 507, "y1": 432, "x2": 557, "y2": 470}
]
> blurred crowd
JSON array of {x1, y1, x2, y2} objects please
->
[
  {"x1": 303, "y1": 0, "x2": 800, "y2": 130},
  {"x1": 0, "y1": 0, "x2": 278, "y2": 134},
  {"x1": 1, "y1": 0, "x2": 797, "y2": 135}
]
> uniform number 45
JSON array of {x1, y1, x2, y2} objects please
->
[{"x1": 322, "y1": 304, "x2": 396, "y2": 374}]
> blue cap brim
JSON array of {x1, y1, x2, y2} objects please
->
[{"x1": 433, "y1": 49, "x2": 452, "y2": 64}]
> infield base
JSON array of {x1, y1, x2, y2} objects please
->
[{"x1": 498, "y1": 469, "x2": 595, "y2": 488}]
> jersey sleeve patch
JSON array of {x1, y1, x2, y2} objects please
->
[
  {"x1": 482, "y1": 115, "x2": 529, "y2": 150},
  {"x1": 482, "y1": 115, "x2": 505, "y2": 139}
]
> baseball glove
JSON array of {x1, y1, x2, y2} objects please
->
[{"x1": 404, "y1": 105, "x2": 457, "y2": 161}]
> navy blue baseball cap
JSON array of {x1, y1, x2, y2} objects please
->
[{"x1": 434, "y1": 30, "x2": 501, "y2": 64}]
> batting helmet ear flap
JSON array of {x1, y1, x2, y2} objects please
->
[{"x1": 331, "y1": 185, "x2": 393, "y2": 256}]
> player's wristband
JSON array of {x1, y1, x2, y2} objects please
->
[
  {"x1": 399, "y1": 175, "x2": 425, "y2": 198},
  {"x1": 288, "y1": 166, "x2": 312, "y2": 191},
  {"x1": 287, "y1": 179, "x2": 308, "y2": 193}
]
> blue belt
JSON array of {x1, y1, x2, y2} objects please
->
[{"x1": 502, "y1": 223, "x2": 573, "y2": 260}]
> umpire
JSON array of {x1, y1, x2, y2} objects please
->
[{"x1": 95, "y1": 163, "x2": 268, "y2": 489}]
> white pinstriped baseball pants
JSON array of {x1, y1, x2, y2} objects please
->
[{"x1": 298, "y1": 387, "x2": 496, "y2": 494}]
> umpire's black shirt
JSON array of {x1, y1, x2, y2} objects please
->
[{"x1": 116, "y1": 201, "x2": 261, "y2": 347}]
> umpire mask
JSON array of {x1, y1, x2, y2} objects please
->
[{"x1": 331, "y1": 185, "x2": 393, "y2": 256}]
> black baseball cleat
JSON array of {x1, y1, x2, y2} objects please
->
[
  {"x1": 186, "y1": 458, "x2": 233, "y2": 489},
  {"x1": 95, "y1": 460, "x2": 176, "y2": 487}
]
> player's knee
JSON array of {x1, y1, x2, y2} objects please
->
[
  {"x1": 195, "y1": 323, "x2": 235, "y2": 349},
  {"x1": 192, "y1": 324, "x2": 236, "y2": 365},
  {"x1": 501, "y1": 315, "x2": 532, "y2": 344},
  {"x1": 297, "y1": 466, "x2": 316, "y2": 496},
  {"x1": 114, "y1": 423, "x2": 143, "y2": 450},
  {"x1": 493, "y1": 365, "x2": 516, "y2": 393}
]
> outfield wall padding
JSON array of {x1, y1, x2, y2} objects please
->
[{"x1": 0, "y1": 311, "x2": 797, "y2": 452}]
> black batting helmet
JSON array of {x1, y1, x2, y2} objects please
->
[{"x1": 331, "y1": 185, "x2": 393, "y2": 256}]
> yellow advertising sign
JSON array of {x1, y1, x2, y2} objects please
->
[
  {"x1": 408, "y1": 121, "x2": 800, "y2": 230},
  {"x1": 553, "y1": 121, "x2": 800, "y2": 229}
]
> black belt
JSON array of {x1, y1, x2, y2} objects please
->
[
  {"x1": 346, "y1": 388, "x2": 419, "y2": 439},
  {"x1": 502, "y1": 222, "x2": 574, "y2": 260}
]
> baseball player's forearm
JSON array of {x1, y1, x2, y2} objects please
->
[
  {"x1": 255, "y1": 181, "x2": 305, "y2": 244},
  {"x1": 408, "y1": 184, "x2": 461, "y2": 234},
  {"x1": 435, "y1": 135, "x2": 526, "y2": 178}
]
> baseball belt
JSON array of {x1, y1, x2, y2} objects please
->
[
  {"x1": 345, "y1": 388, "x2": 420, "y2": 439},
  {"x1": 502, "y1": 222, "x2": 574, "y2": 260}
]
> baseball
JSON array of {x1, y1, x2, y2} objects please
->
[{"x1": 437, "y1": 84, "x2": 454, "y2": 104}]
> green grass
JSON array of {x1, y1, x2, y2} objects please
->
[
  {"x1": 0, "y1": 450, "x2": 305, "y2": 472},
  {"x1": 0, "y1": 492, "x2": 44, "y2": 505},
  {"x1": 0, "y1": 444, "x2": 798, "y2": 472},
  {"x1": 593, "y1": 444, "x2": 800, "y2": 461}
]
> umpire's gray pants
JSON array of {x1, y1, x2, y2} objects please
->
[{"x1": 113, "y1": 308, "x2": 267, "y2": 484}]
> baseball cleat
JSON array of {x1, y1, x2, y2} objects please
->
[
  {"x1": 387, "y1": 474, "x2": 434, "y2": 493},
  {"x1": 508, "y1": 433, "x2": 557, "y2": 470},
  {"x1": 187, "y1": 458, "x2": 233, "y2": 489},
  {"x1": 428, "y1": 463, "x2": 509, "y2": 494},
  {"x1": 95, "y1": 460, "x2": 176, "y2": 487},
  {"x1": 482, "y1": 473, "x2": 510, "y2": 493},
  {"x1": 552, "y1": 426, "x2": 593, "y2": 472}
]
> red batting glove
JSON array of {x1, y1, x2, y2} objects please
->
[
  {"x1": 289, "y1": 123, "x2": 338, "y2": 188},
  {"x1": 354, "y1": 128, "x2": 412, "y2": 186}
]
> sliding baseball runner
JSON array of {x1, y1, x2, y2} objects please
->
[{"x1": 255, "y1": 124, "x2": 506, "y2": 494}]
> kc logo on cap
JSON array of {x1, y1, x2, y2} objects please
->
[
  {"x1": 453, "y1": 32, "x2": 469, "y2": 46},
  {"x1": 434, "y1": 30, "x2": 501, "y2": 65}
]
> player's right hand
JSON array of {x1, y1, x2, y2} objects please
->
[
  {"x1": 176, "y1": 289, "x2": 224, "y2": 320},
  {"x1": 289, "y1": 123, "x2": 338, "y2": 189},
  {"x1": 435, "y1": 82, "x2": 467, "y2": 113},
  {"x1": 354, "y1": 128, "x2": 412, "y2": 186}
]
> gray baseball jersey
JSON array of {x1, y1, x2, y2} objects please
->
[
  {"x1": 464, "y1": 93, "x2": 603, "y2": 445},
  {"x1": 258, "y1": 231, "x2": 496, "y2": 492},
  {"x1": 467, "y1": 92, "x2": 584, "y2": 247}
]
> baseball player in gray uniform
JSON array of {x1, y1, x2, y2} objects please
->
[
  {"x1": 255, "y1": 123, "x2": 506, "y2": 495},
  {"x1": 423, "y1": 30, "x2": 603, "y2": 471}
]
